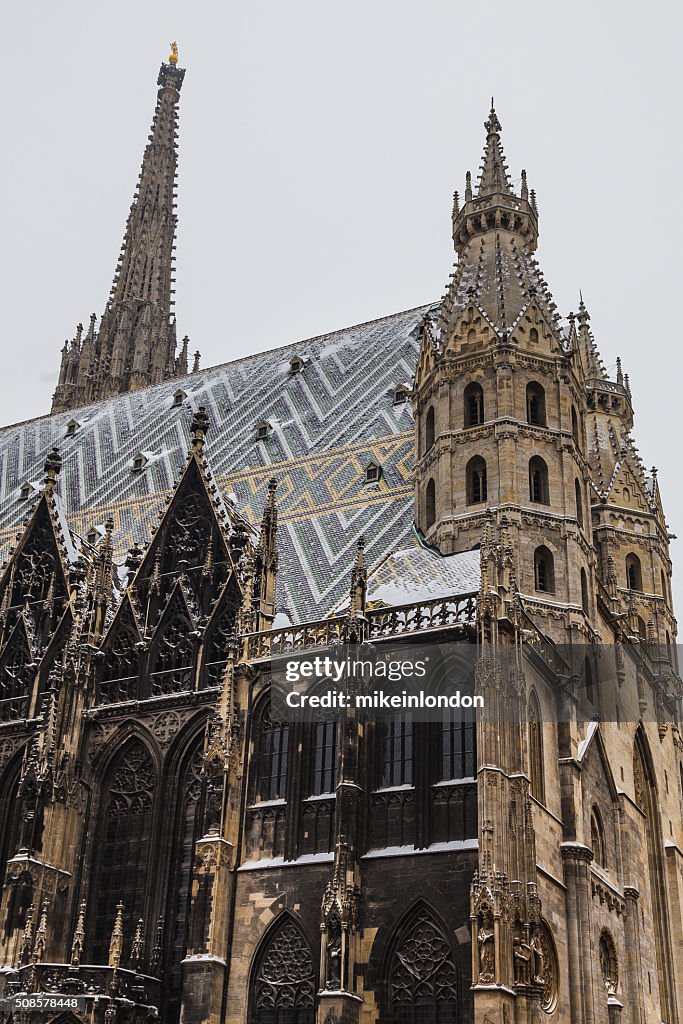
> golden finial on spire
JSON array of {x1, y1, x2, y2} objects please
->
[{"x1": 169, "y1": 41, "x2": 179, "y2": 65}]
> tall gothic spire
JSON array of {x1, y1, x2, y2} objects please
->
[
  {"x1": 52, "y1": 48, "x2": 192, "y2": 414},
  {"x1": 477, "y1": 100, "x2": 513, "y2": 196}
]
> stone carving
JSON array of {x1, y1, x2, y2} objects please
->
[
  {"x1": 477, "y1": 908, "x2": 495, "y2": 984},
  {"x1": 513, "y1": 936, "x2": 533, "y2": 985}
]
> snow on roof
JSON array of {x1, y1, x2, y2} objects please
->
[
  {"x1": 0, "y1": 305, "x2": 431, "y2": 622},
  {"x1": 365, "y1": 546, "x2": 480, "y2": 607}
]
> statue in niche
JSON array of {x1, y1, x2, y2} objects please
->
[
  {"x1": 477, "y1": 908, "x2": 495, "y2": 983},
  {"x1": 325, "y1": 918, "x2": 342, "y2": 989},
  {"x1": 513, "y1": 936, "x2": 532, "y2": 984},
  {"x1": 530, "y1": 928, "x2": 545, "y2": 984}
]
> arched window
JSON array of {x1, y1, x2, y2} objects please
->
[
  {"x1": 0, "y1": 753, "x2": 23, "y2": 885},
  {"x1": 529, "y1": 456, "x2": 550, "y2": 504},
  {"x1": 425, "y1": 406, "x2": 435, "y2": 453},
  {"x1": 379, "y1": 717, "x2": 413, "y2": 788},
  {"x1": 661, "y1": 570, "x2": 668, "y2": 604},
  {"x1": 466, "y1": 456, "x2": 487, "y2": 505},
  {"x1": 633, "y1": 730, "x2": 676, "y2": 1020},
  {"x1": 89, "y1": 740, "x2": 156, "y2": 963},
  {"x1": 425, "y1": 479, "x2": 436, "y2": 530},
  {"x1": 166, "y1": 741, "x2": 205, "y2": 1017},
  {"x1": 534, "y1": 546, "x2": 555, "y2": 594},
  {"x1": 530, "y1": 327, "x2": 539, "y2": 344},
  {"x1": 636, "y1": 616, "x2": 647, "y2": 641},
  {"x1": 441, "y1": 719, "x2": 476, "y2": 781},
  {"x1": 249, "y1": 916, "x2": 315, "y2": 1023},
  {"x1": 581, "y1": 569, "x2": 589, "y2": 614},
  {"x1": 575, "y1": 479, "x2": 584, "y2": 528},
  {"x1": 255, "y1": 705, "x2": 289, "y2": 802},
  {"x1": 590, "y1": 806, "x2": 606, "y2": 867},
  {"x1": 464, "y1": 382, "x2": 485, "y2": 427},
  {"x1": 526, "y1": 382, "x2": 546, "y2": 426},
  {"x1": 571, "y1": 405, "x2": 580, "y2": 445},
  {"x1": 311, "y1": 721, "x2": 337, "y2": 796},
  {"x1": 528, "y1": 690, "x2": 545, "y2": 802},
  {"x1": 626, "y1": 553, "x2": 643, "y2": 592},
  {"x1": 387, "y1": 905, "x2": 459, "y2": 1022}
]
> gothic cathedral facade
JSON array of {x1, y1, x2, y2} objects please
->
[{"x1": 0, "y1": 52, "x2": 680, "y2": 1024}]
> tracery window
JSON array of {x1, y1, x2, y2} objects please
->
[
  {"x1": 90, "y1": 740, "x2": 156, "y2": 963},
  {"x1": 0, "y1": 623, "x2": 33, "y2": 720},
  {"x1": 99, "y1": 607, "x2": 140, "y2": 704},
  {"x1": 255, "y1": 706, "x2": 289, "y2": 802},
  {"x1": 149, "y1": 610, "x2": 195, "y2": 697},
  {"x1": 538, "y1": 921, "x2": 559, "y2": 1013},
  {"x1": 388, "y1": 905, "x2": 459, "y2": 1023},
  {"x1": 441, "y1": 718, "x2": 475, "y2": 781},
  {"x1": 166, "y1": 742, "x2": 205, "y2": 1016},
  {"x1": 250, "y1": 917, "x2": 315, "y2": 1023},
  {"x1": 3, "y1": 503, "x2": 66, "y2": 644},
  {"x1": 0, "y1": 756, "x2": 22, "y2": 884},
  {"x1": 202, "y1": 580, "x2": 241, "y2": 688},
  {"x1": 378, "y1": 717, "x2": 413, "y2": 788},
  {"x1": 311, "y1": 721, "x2": 337, "y2": 796}
]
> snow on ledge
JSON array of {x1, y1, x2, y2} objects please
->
[{"x1": 362, "y1": 839, "x2": 478, "y2": 859}]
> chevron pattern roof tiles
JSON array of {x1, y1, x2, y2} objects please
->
[{"x1": 0, "y1": 305, "x2": 433, "y2": 622}]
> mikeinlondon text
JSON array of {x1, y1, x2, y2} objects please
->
[{"x1": 285, "y1": 690, "x2": 484, "y2": 709}]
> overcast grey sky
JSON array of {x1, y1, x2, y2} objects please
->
[{"x1": 1, "y1": 0, "x2": 682, "y2": 609}]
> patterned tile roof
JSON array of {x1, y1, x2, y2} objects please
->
[
  {"x1": 0, "y1": 305, "x2": 436, "y2": 623},
  {"x1": 334, "y1": 545, "x2": 481, "y2": 611}
]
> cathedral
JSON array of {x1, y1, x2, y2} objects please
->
[{"x1": 0, "y1": 45, "x2": 680, "y2": 1024}]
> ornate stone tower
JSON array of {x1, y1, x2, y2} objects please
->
[
  {"x1": 51, "y1": 44, "x2": 192, "y2": 413},
  {"x1": 414, "y1": 104, "x2": 598, "y2": 642}
]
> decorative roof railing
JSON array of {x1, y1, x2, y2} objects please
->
[
  {"x1": 245, "y1": 592, "x2": 478, "y2": 661},
  {"x1": 366, "y1": 593, "x2": 477, "y2": 640}
]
